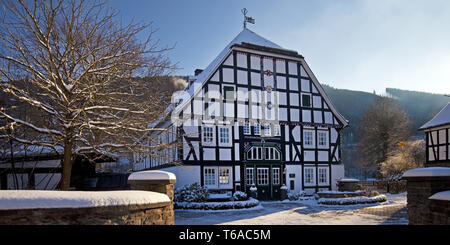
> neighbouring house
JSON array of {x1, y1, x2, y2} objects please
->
[
  {"x1": 132, "y1": 27, "x2": 349, "y2": 200},
  {"x1": 419, "y1": 102, "x2": 450, "y2": 167}
]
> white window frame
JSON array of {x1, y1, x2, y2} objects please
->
[
  {"x1": 204, "y1": 167, "x2": 218, "y2": 189},
  {"x1": 274, "y1": 124, "x2": 281, "y2": 136},
  {"x1": 219, "y1": 167, "x2": 231, "y2": 186},
  {"x1": 218, "y1": 126, "x2": 231, "y2": 146},
  {"x1": 318, "y1": 167, "x2": 329, "y2": 186},
  {"x1": 318, "y1": 131, "x2": 329, "y2": 149},
  {"x1": 253, "y1": 123, "x2": 261, "y2": 135},
  {"x1": 272, "y1": 168, "x2": 280, "y2": 185},
  {"x1": 202, "y1": 126, "x2": 215, "y2": 146},
  {"x1": 243, "y1": 122, "x2": 251, "y2": 135},
  {"x1": 304, "y1": 167, "x2": 315, "y2": 186},
  {"x1": 303, "y1": 130, "x2": 315, "y2": 148},
  {"x1": 263, "y1": 124, "x2": 271, "y2": 136},
  {"x1": 246, "y1": 168, "x2": 254, "y2": 186},
  {"x1": 257, "y1": 168, "x2": 269, "y2": 186}
]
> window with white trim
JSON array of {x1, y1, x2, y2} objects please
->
[
  {"x1": 203, "y1": 126, "x2": 214, "y2": 143},
  {"x1": 254, "y1": 123, "x2": 261, "y2": 135},
  {"x1": 318, "y1": 131, "x2": 328, "y2": 148},
  {"x1": 257, "y1": 168, "x2": 269, "y2": 185},
  {"x1": 274, "y1": 124, "x2": 281, "y2": 136},
  {"x1": 219, "y1": 127, "x2": 230, "y2": 144},
  {"x1": 273, "y1": 168, "x2": 280, "y2": 185},
  {"x1": 243, "y1": 122, "x2": 251, "y2": 135},
  {"x1": 304, "y1": 130, "x2": 315, "y2": 147},
  {"x1": 204, "y1": 167, "x2": 217, "y2": 187},
  {"x1": 304, "y1": 167, "x2": 315, "y2": 185},
  {"x1": 246, "y1": 168, "x2": 254, "y2": 185},
  {"x1": 318, "y1": 167, "x2": 328, "y2": 185},
  {"x1": 219, "y1": 168, "x2": 230, "y2": 185},
  {"x1": 263, "y1": 124, "x2": 271, "y2": 136}
]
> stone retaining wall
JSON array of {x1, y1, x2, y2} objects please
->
[{"x1": 0, "y1": 202, "x2": 172, "y2": 225}]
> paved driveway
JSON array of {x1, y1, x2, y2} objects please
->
[{"x1": 175, "y1": 193, "x2": 408, "y2": 225}]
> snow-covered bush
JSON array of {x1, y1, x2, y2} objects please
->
[
  {"x1": 288, "y1": 191, "x2": 306, "y2": 201},
  {"x1": 318, "y1": 194, "x2": 387, "y2": 205},
  {"x1": 175, "y1": 198, "x2": 259, "y2": 210},
  {"x1": 233, "y1": 191, "x2": 248, "y2": 201},
  {"x1": 174, "y1": 182, "x2": 209, "y2": 202}
]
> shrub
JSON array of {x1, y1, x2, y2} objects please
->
[
  {"x1": 174, "y1": 182, "x2": 209, "y2": 202},
  {"x1": 233, "y1": 191, "x2": 248, "y2": 201},
  {"x1": 288, "y1": 191, "x2": 306, "y2": 201}
]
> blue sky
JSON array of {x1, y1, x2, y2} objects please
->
[{"x1": 109, "y1": 0, "x2": 450, "y2": 95}]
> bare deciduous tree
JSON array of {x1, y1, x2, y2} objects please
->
[
  {"x1": 0, "y1": 0, "x2": 175, "y2": 190},
  {"x1": 380, "y1": 139, "x2": 425, "y2": 180},
  {"x1": 358, "y1": 96, "x2": 412, "y2": 179}
]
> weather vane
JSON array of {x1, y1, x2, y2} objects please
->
[{"x1": 241, "y1": 8, "x2": 255, "y2": 29}]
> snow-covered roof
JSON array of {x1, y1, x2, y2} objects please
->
[
  {"x1": 0, "y1": 190, "x2": 170, "y2": 210},
  {"x1": 402, "y1": 167, "x2": 450, "y2": 178},
  {"x1": 419, "y1": 102, "x2": 450, "y2": 130},
  {"x1": 429, "y1": 190, "x2": 450, "y2": 201}
]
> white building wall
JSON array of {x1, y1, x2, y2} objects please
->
[
  {"x1": 331, "y1": 164, "x2": 345, "y2": 191},
  {"x1": 286, "y1": 165, "x2": 302, "y2": 194},
  {"x1": 163, "y1": 165, "x2": 201, "y2": 189}
]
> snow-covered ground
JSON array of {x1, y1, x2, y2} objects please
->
[{"x1": 175, "y1": 192, "x2": 408, "y2": 225}]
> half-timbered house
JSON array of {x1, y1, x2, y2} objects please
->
[
  {"x1": 133, "y1": 27, "x2": 349, "y2": 199},
  {"x1": 419, "y1": 102, "x2": 450, "y2": 167}
]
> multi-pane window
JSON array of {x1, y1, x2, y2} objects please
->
[
  {"x1": 243, "y1": 122, "x2": 251, "y2": 135},
  {"x1": 219, "y1": 168, "x2": 230, "y2": 185},
  {"x1": 304, "y1": 130, "x2": 314, "y2": 147},
  {"x1": 302, "y1": 93, "x2": 311, "y2": 107},
  {"x1": 318, "y1": 131, "x2": 328, "y2": 147},
  {"x1": 273, "y1": 168, "x2": 280, "y2": 185},
  {"x1": 219, "y1": 127, "x2": 230, "y2": 144},
  {"x1": 263, "y1": 124, "x2": 271, "y2": 136},
  {"x1": 318, "y1": 168, "x2": 328, "y2": 185},
  {"x1": 204, "y1": 168, "x2": 216, "y2": 186},
  {"x1": 257, "y1": 168, "x2": 269, "y2": 185},
  {"x1": 254, "y1": 123, "x2": 261, "y2": 135},
  {"x1": 248, "y1": 146, "x2": 280, "y2": 160},
  {"x1": 304, "y1": 168, "x2": 314, "y2": 185},
  {"x1": 274, "y1": 124, "x2": 281, "y2": 136},
  {"x1": 203, "y1": 126, "x2": 214, "y2": 143},
  {"x1": 246, "y1": 168, "x2": 254, "y2": 185}
]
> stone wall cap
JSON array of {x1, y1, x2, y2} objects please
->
[
  {"x1": 128, "y1": 170, "x2": 176, "y2": 181},
  {"x1": 0, "y1": 190, "x2": 170, "y2": 210},
  {"x1": 402, "y1": 167, "x2": 450, "y2": 178},
  {"x1": 337, "y1": 178, "x2": 360, "y2": 182},
  {"x1": 429, "y1": 190, "x2": 450, "y2": 201}
]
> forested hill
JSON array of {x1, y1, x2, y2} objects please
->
[{"x1": 321, "y1": 84, "x2": 450, "y2": 141}]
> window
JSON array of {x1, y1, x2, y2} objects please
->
[
  {"x1": 273, "y1": 168, "x2": 280, "y2": 185},
  {"x1": 248, "y1": 146, "x2": 280, "y2": 160},
  {"x1": 203, "y1": 126, "x2": 214, "y2": 143},
  {"x1": 263, "y1": 124, "x2": 271, "y2": 136},
  {"x1": 219, "y1": 168, "x2": 230, "y2": 185},
  {"x1": 257, "y1": 168, "x2": 269, "y2": 185},
  {"x1": 304, "y1": 130, "x2": 314, "y2": 147},
  {"x1": 274, "y1": 124, "x2": 281, "y2": 136},
  {"x1": 318, "y1": 131, "x2": 328, "y2": 148},
  {"x1": 246, "y1": 168, "x2": 254, "y2": 185},
  {"x1": 254, "y1": 123, "x2": 261, "y2": 135},
  {"x1": 243, "y1": 122, "x2": 251, "y2": 135},
  {"x1": 223, "y1": 85, "x2": 235, "y2": 101},
  {"x1": 302, "y1": 93, "x2": 311, "y2": 107},
  {"x1": 304, "y1": 168, "x2": 315, "y2": 185},
  {"x1": 204, "y1": 168, "x2": 216, "y2": 187},
  {"x1": 219, "y1": 127, "x2": 230, "y2": 144},
  {"x1": 318, "y1": 168, "x2": 328, "y2": 185}
]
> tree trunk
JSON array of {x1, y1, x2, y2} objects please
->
[{"x1": 60, "y1": 139, "x2": 73, "y2": 190}]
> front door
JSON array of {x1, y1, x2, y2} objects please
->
[
  {"x1": 256, "y1": 167, "x2": 270, "y2": 200},
  {"x1": 245, "y1": 164, "x2": 282, "y2": 200}
]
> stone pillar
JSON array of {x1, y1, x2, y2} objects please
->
[
  {"x1": 128, "y1": 170, "x2": 177, "y2": 202},
  {"x1": 402, "y1": 167, "x2": 450, "y2": 225}
]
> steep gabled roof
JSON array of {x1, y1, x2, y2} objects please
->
[
  {"x1": 419, "y1": 102, "x2": 450, "y2": 130},
  {"x1": 172, "y1": 28, "x2": 349, "y2": 127}
]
